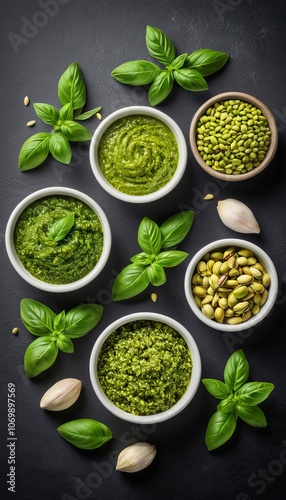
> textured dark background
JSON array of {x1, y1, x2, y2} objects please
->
[{"x1": 1, "y1": 1, "x2": 286, "y2": 499}]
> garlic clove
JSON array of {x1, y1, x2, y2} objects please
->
[
  {"x1": 40, "y1": 378, "x2": 82, "y2": 411},
  {"x1": 116, "y1": 442, "x2": 157, "y2": 473},
  {"x1": 217, "y1": 198, "x2": 260, "y2": 234}
]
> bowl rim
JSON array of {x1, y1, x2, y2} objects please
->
[
  {"x1": 89, "y1": 312, "x2": 202, "y2": 424},
  {"x1": 184, "y1": 238, "x2": 278, "y2": 332},
  {"x1": 189, "y1": 91, "x2": 278, "y2": 182},
  {"x1": 89, "y1": 105, "x2": 188, "y2": 204},
  {"x1": 5, "y1": 186, "x2": 112, "y2": 293}
]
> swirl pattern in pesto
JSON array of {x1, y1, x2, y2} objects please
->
[
  {"x1": 97, "y1": 320, "x2": 193, "y2": 416},
  {"x1": 98, "y1": 115, "x2": 179, "y2": 195},
  {"x1": 14, "y1": 196, "x2": 103, "y2": 284}
]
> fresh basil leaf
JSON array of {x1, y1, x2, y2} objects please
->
[
  {"x1": 24, "y1": 337, "x2": 58, "y2": 378},
  {"x1": 56, "y1": 334, "x2": 74, "y2": 353},
  {"x1": 224, "y1": 349, "x2": 249, "y2": 391},
  {"x1": 20, "y1": 298, "x2": 55, "y2": 336},
  {"x1": 169, "y1": 53, "x2": 188, "y2": 70},
  {"x1": 59, "y1": 103, "x2": 74, "y2": 121},
  {"x1": 111, "y1": 60, "x2": 161, "y2": 85},
  {"x1": 217, "y1": 397, "x2": 236, "y2": 414},
  {"x1": 138, "y1": 217, "x2": 161, "y2": 255},
  {"x1": 145, "y1": 25, "x2": 176, "y2": 66},
  {"x1": 18, "y1": 132, "x2": 51, "y2": 171},
  {"x1": 75, "y1": 107, "x2": 101, "y2": 120},
  {"x1": 61, "y1": 120, "x2": 92, "y2": 142},
  {"x1": 112, "y1": 264, "x2": 150, "y2": 301},
  {"x1": 53, "y1": 310, "x2": 66, "y2": 333},
  {"x1": 57, "y1": 418, "x2": 112, "y2": 450},
  {"x1": 155, "y1": 250, "x2": 188, "y2": 268},
  {"x1": 160, "y1": 211, "x2": 195, "y2": 248},
  {"x1": 205, "y1": 411, "x2": 237, "y2": 451},
  {"x1": 49, "y1": 133, "x2": 72, "y2": 164},
  {"x1": 33, "y1": 103, "x2": 59, "y2": 126},
  {"x1": 64, "y1": 304, "x2": 103, "y2": 339},
  {"x1": 236, "y1": 404, "x2": 267, "y2": 427},
  {"x1": 130, "y1": 252, "x2": 153, "y2": 265},
  {"x1": 48, "y1": 213, "x2": 75, "y2": 242},
  {"x1": 184, "y1": 49, "x2": 229, "y2": 77},
  {"x1": 202, "y1": 378, "x2": 233, "y2": 400},
  {"x1": 58, "y1": 62, "x2": 86, "y2": 110},
  {"x1": 236, "y1": 382, "x2": 274, "y2": 406},
  {"x1": 148, "y1": 70, "x2": 173, "y2": 106},
  {"x1": 147, "y1": 263, "x2": 166, "y2": 286},
  {"x1": 174, "y1": 68, "x2": 208, "y2": 91}
]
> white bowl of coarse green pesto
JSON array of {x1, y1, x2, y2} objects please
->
[
  {"x1": 89, "y1": 106, "x2": 188, "y2": 203},
  {"x1": 89, "y1": 312, "x2": 201, "y2": 424},
  {"x1": 5, "y1": 187, "x2": 112, "y2": 293}
]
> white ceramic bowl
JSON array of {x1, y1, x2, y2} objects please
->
[
  {"x1": 89, "y1": 312, "x2": 201, "y2": 424},
  {"x1": 89, "y1": 106, "x2": 188, "y2": 203},
  {"x1": 184, "y1": 238, "x2": 278, "y2": 332},
  {"x1": 5, "y1": 187, "x2": 112, "y2": 293}
]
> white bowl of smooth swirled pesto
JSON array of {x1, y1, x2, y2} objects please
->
[
  {"x1": 89, "y1": 106, "x2": 187, "y2": 203},
  {"x1": 184, "y1": 238, "x2": 278, "y2": 332},
  {"x1": 89, "y1": 312, "x2": 201, "y2": 424},
  {"x1": 5, "y1": 187, "x2": 112, "y2": 293}
]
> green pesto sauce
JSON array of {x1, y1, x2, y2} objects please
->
[
  {"x1": 97, "y1": 320, "x2": 193, "y2": 416},
  {"x1": 14, "y1": 196, "x2": 103, "y2": 284},
  {"x1": 98, "y1": 115, "x2": 179, "y2": 195}
]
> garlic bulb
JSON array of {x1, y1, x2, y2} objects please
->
[
  {"x1": 116, "y1": 442, "x2": 157, "y2": 473},
  {"x1": 217, "y1": 198, "x2": 260, "y2": 234},
  {"x1": 40, "y1": 378, "x2": 82, "y2": 411}
]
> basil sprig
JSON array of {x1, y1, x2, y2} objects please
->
[
  {"x1": 57, "y1": 419, "x2": 112, "y2": 450},
  {"x1": 20, "y1": 299, "x2": 103, "y2": 378},
  {"x1": 112, "y1": 210, "x2": 194, "y2": 301},
  {"x1": 111, "y1": 25, "x2": 229, "y2": 106},
  {"x1": 203, "y1": 350, "x2": 274, "y2": 451},
  {"x1": 19, "y1": 63, "x2": 101, "y2": 171},
  {"x1": 48, "y1": 213, "x2": 75, "y2": 242}
]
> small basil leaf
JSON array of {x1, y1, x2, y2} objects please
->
[
  {"x1": 184, "y1": 49, "x2": 229, "y2": 77},
  {"x1": 53, "y1": 311, "x2": 66, "y2": 333},
  {"x1": 169, "y1": 53, "x2": 188, "y2": 70},
  {"x1": 58, "y1": 62, "x2": 86, "y2": 110},
  {"x1": 160, "y1": 211, "x2": 195, "y2": 248},
  {"x1": 59, "y1": 102, "x2": 74, "y2": 121},
  {"x1": 147, "y1": 263, "x2": 166, "y2": 286},
  {"x1": 61, "y1": 120, "x2": 92, "y2": 142},
  {"x1": 130, "y1": 252, "x2": 153, "y2": 265},
  {"x1": 174, "y1": 68, "x2": 208, "y2": 91},
  {"x1": 48, "y1": 213, "x2": 75, "y2": 242},
  {"x1": 217, "y1": 397, "x2": 236, "y2": 414},
  {"x1": 236, "y1": 404, "x2": 267, "y2": 427},
  {"x1": 138, "y1": 217, "x2": 161, "y2": 255},
  {"x1": 236, "y1": 382, "x2": 274, "y2": 406},
  {"x1": 112, "y1": 264, "x2": 150, "y2": 301},
  {"x1": 18, "y1": 132, "x2": 51, "y2": 171},
  {"x1": 20, "y1": 298, "x2": 55, "y2": 336},
  {"x1": 56, "y1": 335, "x2": 74, "y2": 353},
  {"x1": 33, "y1": 103, "x2": 59, "y2": 126},
  {"x1": 75, "y1": 107, "x2": 101, "y2": 120},
  {"x1": 148, "y1": 70, "x2": 173, "y2": 106},
  {"x1": 49, "y1": 133, "x2": 72, "y2": 164},
  {"x1": 24, "y1": 337, "x2": 58, "y2": 378},
  {"x1": 64, "y1": 304, "x2": 103, "y2": 339},
  {"x1": 111, "y1": 60, "x2": 161, "y2": 85},
  {"x1": 202, "y1": 378, "x2": 233, "y2": 400},
  {"x1": 205, "y1": 411, "x2": 237, "y2": 451},
  {"x1": 57, "y1": 418, "x2": 112, "y2": 450},
  {"x1": 224, "y1": 349, "x2": 249, "y2": 391},
  {"x1": 146, "y1": 25, "x2": 176, "y2": 66},
  {"x1": 155, "y1": 250, "x2": 188, "y2": 268}
]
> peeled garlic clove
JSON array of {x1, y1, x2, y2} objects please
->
[
  {"x1": 116, "y1": 442, "x2": 157, "y2": 473},
  {"x1": 40, "y1": 378, "x2": 82, "y2": 411},
  {"x1": 217, "y1": 198, "x2": 260, "y2": 234}
]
